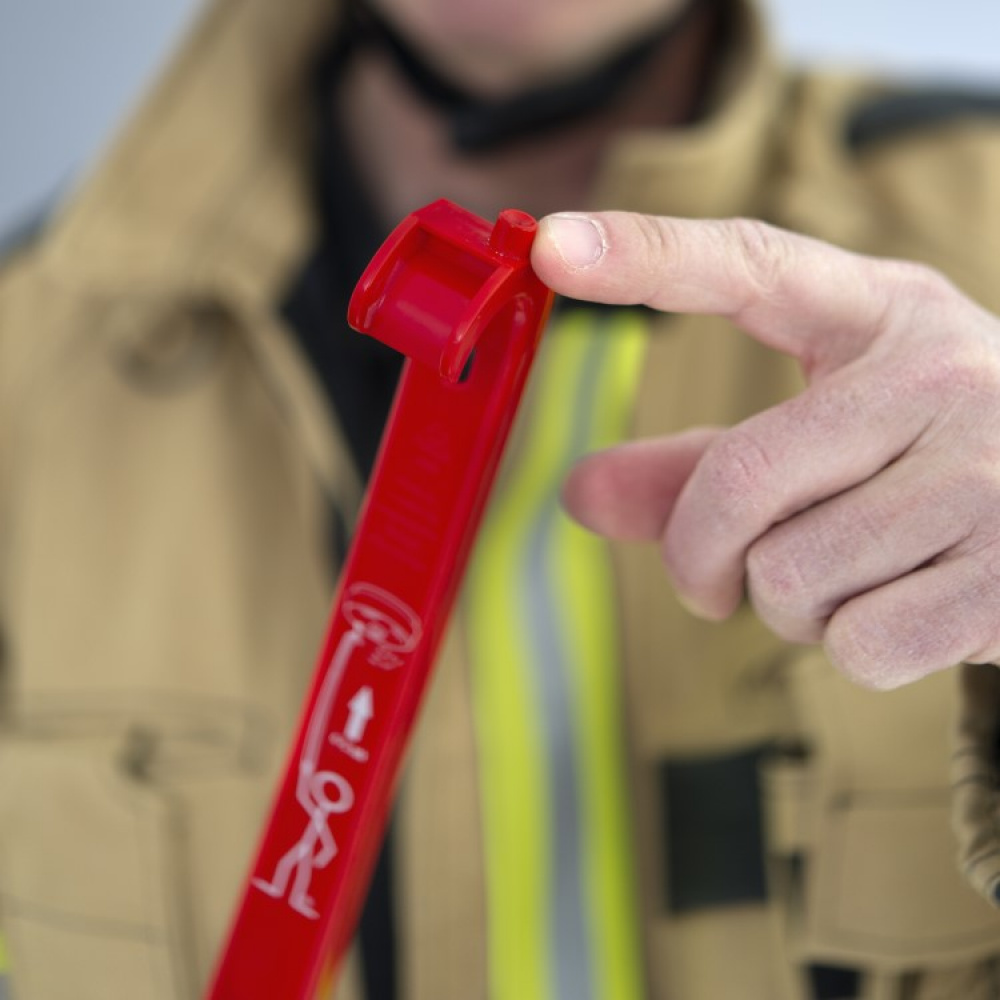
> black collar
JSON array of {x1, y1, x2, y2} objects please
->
[
  {"x1": 344, "y1": 0, "x2": 711, "y2": 153},
  {"x1": 279, "y1": 34, "x2": 400, "y2": 482}
]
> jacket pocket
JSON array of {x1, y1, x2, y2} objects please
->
[
  {"x1": 788, "y1": 651, "x2": 1000, "y2": 970},
  {"x1": 0, "y1": 735, "x2": 190, "y2": 999},
  {"x1": 0, "y1": 729, "x2": 270, "y2": 1000},
  {"x1": 802, "y1": 790, "x2": 1000, "y2": 967}
]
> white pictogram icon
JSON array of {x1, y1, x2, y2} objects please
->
[
  {"x1": 330, "y1": 686, "x2": 375, "y2": 761},
  {"x1": 253, "y1": 584, "x2": 421, "y2": 919},
  {"x1": 344, "y1": 686, "x2": 374, "y2": 743}
]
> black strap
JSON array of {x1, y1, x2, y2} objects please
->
[{"x1": 660, "y1": 746, "x2": 771, "y2": 913}]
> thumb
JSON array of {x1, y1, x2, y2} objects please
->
[{"x1": 561, "y1": 427, "x2": 719, "y2": 540}]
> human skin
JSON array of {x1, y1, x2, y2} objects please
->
[
  {"x1": 338, "y1": 0, "x2": 713, "y2": 224},
  {"x1": 532, "y1": 212, "x2": 1000, "y2": 690},
  {"x1": 364, "y1": 0, "x2": 692, "y2": 94}
]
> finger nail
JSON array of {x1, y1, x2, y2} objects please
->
[{"x1": 544, "y1": 213, "x2": 607, "y2": 269}]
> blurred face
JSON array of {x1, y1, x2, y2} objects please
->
[{"x1": 366, "y1": 0, "x2": 692, "y2": 94}]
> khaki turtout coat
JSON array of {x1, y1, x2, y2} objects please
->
[{"x1": 2, "y1": 0, "x2": 1000, "y2": 998}]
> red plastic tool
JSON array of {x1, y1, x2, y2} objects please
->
[{"x1": 206, "y1": 199, "x2": 554, "y2": 999}]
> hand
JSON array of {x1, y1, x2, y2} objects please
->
[{"x1": 531, "y1": 212, "x2": 1000, "y2": 690}]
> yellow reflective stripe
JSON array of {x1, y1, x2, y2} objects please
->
[
  {"x1": 466, "y1": 320, "x2": 590, "y2": 998},
  {"x1": 466, "y1": 536, "x2": 550, "y2": 1000},
  {"x1": 0, "y1": 932, "x2": 8, "y2": 974},
  {"x1": 555, "y1": 311, "x2": 647, "y2": 1000},
  {"x1": 466, "y1": 308, "x2": 649, "y2": 1000}
]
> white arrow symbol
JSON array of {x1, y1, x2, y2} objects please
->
[{"x1": 343, "y1": 686, "x2": 374, "y2": 745}]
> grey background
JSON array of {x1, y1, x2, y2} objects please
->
[{"x1": 0, "y1": 0, "x2": 998, "y2": 236}]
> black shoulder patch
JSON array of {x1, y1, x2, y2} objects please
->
[{"x1": 845, "y1": 86, "x2": 1000, "y2": 154}]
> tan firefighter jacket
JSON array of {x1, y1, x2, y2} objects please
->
[{"x1": 2, "y1": 0, "x2": 1000, "y2": 998}]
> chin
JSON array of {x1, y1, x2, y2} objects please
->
[
  {"x1": 372, "y1": 0, "x2": 687, "y2": 91},
  {"x1": 403, "y1": 0, "x2": 554, "y2": 51}
]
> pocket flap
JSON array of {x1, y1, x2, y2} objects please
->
[
  {"x1": 0, "y1": 738, "x2": 186, "y2": 999},
  {"x1": 803, "y1": 794, "x2": 1000, "y2": 968}
]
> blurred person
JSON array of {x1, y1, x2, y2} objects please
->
[{"x1": 2, "y1": 1, "x2": 1000, "y2": 999}]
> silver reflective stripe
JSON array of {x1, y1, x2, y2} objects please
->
[{"x1": 466, "y1": 307, "x2": 649, "y2": 1000}]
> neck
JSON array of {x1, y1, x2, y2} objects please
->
[{"x1": 335, "y1": 4, "x2": 721, "y2": 226}]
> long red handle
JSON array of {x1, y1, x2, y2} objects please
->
[{"x1": 205, "y1": 200, "x2": 553, "y2": 999}]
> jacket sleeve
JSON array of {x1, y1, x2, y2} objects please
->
[{"x1": 951, "y1": 662, "x2": 1000, "y2": 905}]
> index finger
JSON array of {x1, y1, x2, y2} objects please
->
[{"x1": 531, "y1": 212, "x2": 929, "y2": 379}]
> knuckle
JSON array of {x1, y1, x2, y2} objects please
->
[
  {"x1": 826, "y1": 596, "x2": 948, "y2": 691},
  {"x1": 701, "y1": 425, "x2": 776, "y2": 526},
  {"x1": 951, "y1": 550, "x2": 1000, "y2": 664},
  {"x1": 878, "y1": 260, "x2": 968, "y2": 342},
  {"x1": 906, "y1": 336, "x2": 1000, "y2": 430},
  {"x1": 622, "y1": 213, "x2": 684, "y2": 303},
  {"x1": 746, "y1": 534, "x2": 808, "y2": 614},
  {"x1": 873, "y1": 289, "x2": 1000, "y2": 418},
  {"x1": 824, "y1": 606, "x2": 898, "y2": 689},
  {"x1": 633, "y1": 213, "x2": 679, "y2": 269},
  {"x1": 889, "y1": 259, "x2": 957, "y2": 304},
  {"x1": 746, "y1": 531, "x2": 829, "y2": 643},
  {"x1": 727, "y1": 218, "x2": 795, "y2": 306},
  {"x1": 950, "y1": 459, "x2": 1000, "y2": 515}
]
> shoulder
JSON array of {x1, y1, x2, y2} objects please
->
[
  {"x1": 842, "y1": 83, "x2": 1000, "y2": 153},
  {"x1": 780, "y1": 69, "x2": 1000, "y2": 160},
  {"x1": 771, "y1": 70, "x2": 1000, "y2": 309},
  {"x1": 0, "y1": 193, "x2": 89, "y2": 427}
]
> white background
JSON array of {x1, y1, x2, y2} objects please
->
[{"x1": 0, "y1": 0, "x2": 997, "y2": 236}]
